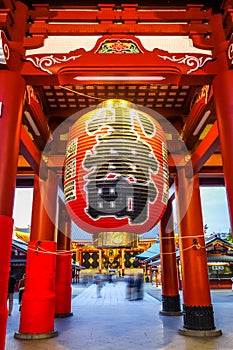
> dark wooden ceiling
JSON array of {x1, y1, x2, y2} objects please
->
[{"x1": 38, "y1": 84, "x2": 193, "y2": 127}]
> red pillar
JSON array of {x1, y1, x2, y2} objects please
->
[
  {"x1": 176, "y1": 171, "x2": 221, "y2": 336},
  {"x1": 212, "y1": 70, "x2": 233, "y2": 238},
  {"x1": 98, "y1": 249, "x2": 102, "y2": 273},
  {"x1": 55, "y1": 202, "x2": 72, "y2": 318},
  {"x1": 15, "y1": 172, "x2": 58, "y2": 339},
  {"x1": 121, "y1": 249, "x2": 125, "y2": 276},
  {"x1": 0, "y1": 71, "x2": 25, "y2": 350},
  {"x1": 159, "y1": 198, "x2": 182, "y2": 316}
]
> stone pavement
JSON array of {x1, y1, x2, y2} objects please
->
[{"x1": 5, "y1": 281, "x2": 233, "y2": 350}]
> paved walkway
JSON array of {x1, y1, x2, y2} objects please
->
[{"x1": 5, "y1": 282, "x2": 233, "y2": 350}]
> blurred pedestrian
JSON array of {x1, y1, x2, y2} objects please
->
[
  {"x1": 96, "y1": 274, "x2": 103, "y2": 298},
  {"x1": 126, "y1": 274, "x2": 135, "y2": 300},
  {"x1": 8, "y1": 271, "x2": 16, "y2": 316},
  {"x1": 18, "y1": 273, "x2": 25, "y2": 311},
  {"x1": 134, "y1": 273, "x2": 144, "y2": 300}
]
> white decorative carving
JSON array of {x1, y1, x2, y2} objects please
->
[
  {"x1": 228, "y1": 43, "x2": 233, "y2": 64},
  {"x1": 3, "y1": 43, "x2": 10, "y2": 60},
  {"x1": 0, "y1": 44, "x2": 6, "y2": 65},
  {"x1": 26, "y1": 54, "x2": 82, "y2": 74},
  {"x1": 158, "y1": 54, "x2": 212, "y2": 74},
  {"x1": 195, "y1": 85, "x2": 210, "y2": 104},
  {"x1": 0, "y1": 30, "x2": 9, "y2": 65},
  {"x1": 0, "y1": 51, "x2": 6, "y2": 65}
]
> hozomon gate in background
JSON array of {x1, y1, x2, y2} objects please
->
[{"x1": 2, "y1": 0, "x2": 233, "y2": 348}]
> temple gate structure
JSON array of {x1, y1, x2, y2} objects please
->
[{"x1": 2, "y1": 0, "x2": 233, "y2": 347}]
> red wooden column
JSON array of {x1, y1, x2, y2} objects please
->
[
  {"x1": 15, "y1": 171, "x2": 58, "y2": 340},
  {"x1": 98, "y1": 249, "x2": 102, "y2": 273},
  {"x1": 121, "y1": 248, "x2": 125, "y2": 276},
  {"x1": 159, "y1": 197, "x2": 182, "y2": 316},
  {"x1": 0, "y1": 71, "x2": 25, "y2": 350},
  {"x1": 212, "y1": 70, "x2": 233, "y2": 238},
  {"x1": 175, "y1": 170, "x2": 221, "y2": 336},
  {"x1": 55, "y1": 201, "x2": 73, "y2": 318}
]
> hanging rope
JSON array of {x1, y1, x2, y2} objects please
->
[
  {"x1": 27, "y1": 239, "x2": 205, "y2": 257},
  {"x1": 28, "y1": 245, "x2": 75, "y2": 256},
  {"x1": 59, "y1": 85, "x2": 105, "y2": 101}
]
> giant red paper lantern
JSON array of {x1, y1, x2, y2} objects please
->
[{"x1": 64, "y1": 99, "x2": 168, "y2": 234}]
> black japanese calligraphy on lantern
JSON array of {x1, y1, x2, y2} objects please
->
[{"x1": 82, "y1": 103, "x2": 159, "y2": 225}]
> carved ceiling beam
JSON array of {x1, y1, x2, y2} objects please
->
[
  {"x1": 27, "y1": 22, "x2": 211, "y2": 37},
  {"x1": 188, "y1": 120, "x2": 220, "y2": 176},
  {"x1": 44, "y1": 5, "x2": 212, "y2": 23},
  {"x1": 20, "y1": 124, "x2": 42, "y2": 174},
  {"x1": 25, "y1": 3, "x2": 213, "y2": 45}
]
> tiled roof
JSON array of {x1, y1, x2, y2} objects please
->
[
  {"x1": 71, "y1": 222, "x2": 92, "y2": 242},
  {"x1": 205, "y1": 236, "x2": 233, "y2": 248},
  {"x1": 14, "y1": 227, "x2": 30, "y2": 233},
  {"x1": 12, "y1": 239, "x2": 28, "y2": 252},
  {"x1": 71, "y1": 223, "x2": 160, "y2": 242},
  {"x1": 71, "y1": 223, "x2": 159, "y2": 242},
  {"x1": 139, "y1": 225, "x2": 159, "y2": 240},
  {"x1": 136, "y1": 241, "x2": 160, "y2": 259},
  {"x1": 207, "y1": 255, "x2": 233, "y2": 263}
]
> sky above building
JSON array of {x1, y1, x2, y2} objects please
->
[
  {"x1": 13, "y1": 186, "x2": 231, "y2": 235},
  {"x1": 200, "y1": 187, "x2": 230, "y2": 234}
]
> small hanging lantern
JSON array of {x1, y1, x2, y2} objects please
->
[{"x1": 64, "y1": 99, "x2": 168, "y2": 234}]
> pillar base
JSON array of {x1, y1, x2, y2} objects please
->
[
  {"x1": 182, "y1": 304, "x2": 218, "y2": 331},
  {"x1": 160, "y1": 310, "x2": 183, "y2": 316},
  {"x1": 55, "y1": 312, "x2": 73, "y2": 318},
  {"x1": 14, "y1": 330, "x2": 58, "y2": 340},
  {"x1": 161, "y1": 294, "x2": 182, "y2": 315},
  {"x1": 179, "y1": 327, "x2": 222, "y2": 337}
]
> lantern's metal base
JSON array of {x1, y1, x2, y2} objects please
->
[
  {"x1": 14, "y1": 330, "x2": 58, "y2": 340},
  {"x1": 55, "y1": 312, "x2": 73, "y2": 318},
  {"x1": 179, "y1": 327, "x2": 222, "y2": 337}
]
